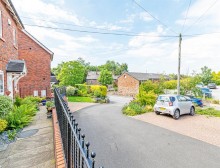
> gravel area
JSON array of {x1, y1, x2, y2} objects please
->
[{"x1": 133, "y1": 113, "x2": 220, "y2": 147}]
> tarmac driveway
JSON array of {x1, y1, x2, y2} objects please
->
[{"x1": 70, "y1": 95, "x2": 220, "y2": 168}]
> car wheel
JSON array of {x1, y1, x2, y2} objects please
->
[
  {"x1": 173, "y1": 109, "x2": 180, "y2": 120},
  {"x1": 155, "y1": 111, "x2": 161, "y2": 115},
  {"x1": 189, "y1": 106, "x2": 195, "y2": 116}
]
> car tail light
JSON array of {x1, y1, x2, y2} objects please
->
[{"x1": 169, "y1": 102, "x2": 173, "y2": 106}]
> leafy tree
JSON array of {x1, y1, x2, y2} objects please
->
[
  {"x1": 57, "y1": 61, "x2": 86, "y2": 86},
  {"x1": 51, "y1": 62, "x2": 64, "y2": 76},
  {"x1": 98, "y1": 69, "x2": 113, "y2": 86},
  {"x1": 212, "y1": 71, "x2": 220, "y2": 85},
  {"x1": 200, "y1": 66, "x2": 212, "y2": 85}
]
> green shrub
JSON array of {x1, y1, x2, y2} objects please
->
[
  {"x1": 144, "y1": 105, "x2": 154, "y2": 112},
  {"x1": 90, "y1": 85, "x2": 107, "y2": 98},
  {"x1": 14, "y1": 96, "x2": 22, "y2": 107},
  {"x1": 140, "y1": 81, "x2": 164, "y2": 95},
  {"x1": 163, "y1": 80, "x2": 177, "y2": 89},
  {"x1": 212, "y1": 99, "x2": 220, "y2": 104},
  {"x1": 75, "y1": 84, "x2": 89, "y2": 96},
  {"x1": 0, "y1": 95, "x2": 13, "y2": 118},
  {"x1": 46, "y1": 101, "x2": 55, "y2": 108},
  {"x1": 136, "y1": 90, "x2": 157, "y2": 106},
  {"x1": 6, "y1": 104, "x2": 37, "y2": 129},
  {"x1": 7, "y1": 130, "x2": 17, "y2": 140},
  {"x1": 0, "y1": 119, "x2": 8, "y2": 132},
  {"x1": 66, "y1": 86, "x2": 76, "y2": 96},
  {"x1": 122, "y1": 101, "x2": 145, "y2": 116}
]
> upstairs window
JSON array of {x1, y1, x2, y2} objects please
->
[
  {"x1": 0, "y1": 11, "x2": 2, "y2": 38},
  {"x1": 13, "y1": 28, "x2": 17, "y2": 46},
  {"x1": 0, "y1": 71, "x2": 4, "y2": 95}
]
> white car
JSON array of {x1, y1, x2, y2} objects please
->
[{"x1": 154, "y1": 94, "x2": 195, "y2": 120}]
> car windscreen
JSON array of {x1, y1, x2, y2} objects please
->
[{"x1": 157, "y1": 96, "x2": 171, "y2": 102}]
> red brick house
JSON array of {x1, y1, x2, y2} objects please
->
[
  {"x1": 18, "y1": 30, "x2": 53, "y2": 98},
  {"x1": 0, "y1": 0, "x2": 53, "y2": 98},
  {"x1": 118, "y1": 72, "x2": 170, "y2": 96}
]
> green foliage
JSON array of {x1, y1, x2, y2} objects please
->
[
  {"x1": 57, "y1": 61, "x2": 86, "y2": 86},
  {"x1": 6, "y1": 104, "x2": 37, "y2": 129},
  {"x1": 98, "y1": 60, "x2": 128, "y2": 75},
  {"x1": 163, "y1": 80, "x2": 177, "y2": 89},
  {"x1": 122, "y1": 101, "x2": 146, "y2": 116},
  {"x1": 98, "y1": 69, "x2": 113, "y2": 86},
  {"x1": 211, "y1": 99, "x2": 220, "y2": 104},
  {"x1": 139, "y1": 81, "x2": 163, "y2": 95},
  {"x1": 90, "y1": 85, "x2": 107, "y2": 98},
  {"x1": 7, "y1": 130, "x2": 17, "y2": 140},
  {"x1": 212, "y1": 71, "x2": 220, "y2": 85},
  {"x1": 136, "y1": 90, "x2": 157, "y2": 106},
  {"x1": 14, "y1": 96, "x2": 22, "y2": 107},
  {"x1": 46, "y1": 101, "x2": 55, "y2": 108},
  {"x1": 75, "y1": 84, "x2": 89, "y2": 96},
  {"x1": 0, "y1": 119, "x2": 8, "y2": 132},
  {"x1": 0, "y1": 95, "x2": 13, "y2": 118},
  {"x1": 196, "y1": 107, "x2": 220, "y2": 117},
  {"x1": 51, "y1": 62, "x2": 65, "y2": 76},
  {"x1": 66, "y1": 86, "x2": 76, "y2": 96},
  {"x1": 68, "y1": 96, "x2": 93, "y2": 103},
  {"x1": 200, "y1": 66, "x2": 212, "y2": 85}
]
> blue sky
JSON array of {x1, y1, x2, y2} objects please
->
[{"x1": 12, "y1": 0, "x2": 220, "y2": 74}]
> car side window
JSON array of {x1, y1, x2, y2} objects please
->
[{"x1": 177, "y1": 96, "x2": 187, "y2": 102}]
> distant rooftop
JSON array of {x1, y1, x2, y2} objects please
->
[{"x1": 125, "y1": 72, "x2": 170, "y2": 81}]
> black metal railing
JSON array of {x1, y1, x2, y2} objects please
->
[{"x1": 54, "y1": 88, "x2": 103, "y2": 168}]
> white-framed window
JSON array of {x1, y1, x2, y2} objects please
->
[
  {"x1": 13, "y1": 28, "x2": 17, "y2": 46},
  {"x1": 33, "y1": 90, "x2": 38, "y2": 97},
  {"x1": 41, "y1": 90, "x2": 46, "y2": 97},
  {"x1": 0, "y1": 71, "x2": 4, "y2": 95},
  {"x1": 0, "y1": 10, "x2": 3, "y2": 38}
]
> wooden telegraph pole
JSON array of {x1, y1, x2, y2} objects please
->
[{"x1": 177, "y1": 33, "x2": 182, "y2": 95}]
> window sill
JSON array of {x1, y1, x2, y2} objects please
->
[{"x1": 0, "y1": 37, "x2": 5, "y2": 42}]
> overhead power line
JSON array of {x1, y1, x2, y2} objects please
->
[
  {"x1": 133, "y1": 0, "x2": 178, "y2": 35},
  {"x1": 24, "y1": 24, "x2": 178, "y2": 37},
  {"x1": 21, "y1": 16, "x2": 139, "y2": 35},
  {"x1": 181, "y1": 0, "x2": 192, "y2": 32},
  {"x1": 184, "y1": 0, "x2": 218, "y2": 33}
]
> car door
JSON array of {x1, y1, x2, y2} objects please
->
[
  {"x1": 177, "y1": 96, "x2": 188, "y2": 114},
  {"x1": 184, "y1": 96, "x2": 193, "y2": 113}
]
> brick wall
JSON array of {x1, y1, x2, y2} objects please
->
[
  {"x1": 18, "y1": 30, "x2": 51, "y2": 98},
  {"x1": 118, "y1": 74, "x2": 140, "y2": 96},
  {"x1": 0, "y1": 1, "x2": 19, "y2": 94}
]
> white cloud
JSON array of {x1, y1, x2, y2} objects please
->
[{"x1": 12, "y1": 0, "x2": 81, "y2": 25}]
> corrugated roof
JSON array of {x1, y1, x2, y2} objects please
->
[{"x1": 6, "y1": 60, "x2": 25, "y2": 72}]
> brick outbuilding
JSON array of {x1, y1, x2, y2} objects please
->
[{"x1": 118, "y1": 72, "x2": 170, "y2": 96}]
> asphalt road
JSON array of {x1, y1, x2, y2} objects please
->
[{"x1": 72, "y1": 96, "x2": 220, "y2": 168}]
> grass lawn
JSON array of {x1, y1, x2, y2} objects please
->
[
  {"x1": 68, "y1": 96, "x2": 93, "y2": 103},
  {"x1": 196, "y1": 107, "x2": 220, "y2": 117}
]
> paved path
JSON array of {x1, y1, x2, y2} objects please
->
[
  {"x1": 70, "y1": 95, "x2": 220, "y2": 168},
  {"x1": 0, "y1": 106, "x2": 55, "y2": 168}
]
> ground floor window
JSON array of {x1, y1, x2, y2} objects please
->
[{"x1": 0, "y1": 71, "x2": 4, "y2": 95}]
